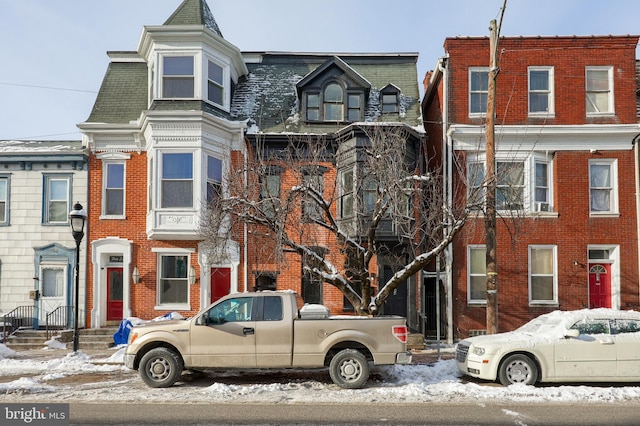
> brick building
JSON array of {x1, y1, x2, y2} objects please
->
[
  {"x1": 423, "y1": 35, "x2": 640, "y2": 341},
  {"x1": 78, "y1": 0, "x2": 424, "y2": 329}
]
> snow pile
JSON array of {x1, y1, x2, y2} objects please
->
[{"x1": 2, "y1": 343, "x2": 640, "y2": 404}]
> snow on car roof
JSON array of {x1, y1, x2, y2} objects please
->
[{"x1": 518, "y1": 308, "x2": 640, "y2": 338}]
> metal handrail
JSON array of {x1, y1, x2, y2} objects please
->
[
  {"x1": 1, "y1": 305, "x2": 37, "y2": 342},
  {"x1": 46, "y1": 306, "x2": 72, "y2": 339}
]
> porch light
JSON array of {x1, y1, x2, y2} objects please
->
[
  {"x1": 188, "y1": 266, "x2": 197, "y2": 285},
  {"x1": 132, "y1": 266, "x2": 141, "y2": 284}
]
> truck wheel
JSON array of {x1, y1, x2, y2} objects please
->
[
  {"x1": 139, "y1": 347, "x2": 183, "y2": 388},
  {"x1": 329, "y1": 349, "x2": 369, "y2": 389},
  {"x1": 498, "y1": 354, "x2": 538, "y2": 386}
]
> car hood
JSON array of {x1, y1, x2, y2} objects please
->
[
  {"x1": 132, "y1": 318, "x2": 188, "y2": 331},
  {"x1": 460, "y1": 331, "x2": 557, "y2": 350}
]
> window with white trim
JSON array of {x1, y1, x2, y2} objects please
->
[
  {"x1": 0, "y1": 176, "x2": 8, "y2": 225},
  {"x1": 469, "y1": 67, "x2": 489, "y2": 115},
  {"x1": 41, "y1": 266, "x2": 65, "y2": 298},
  {"x1": 161, "y1": 153, "x2": 193, "y2": 208},
  {"x1": 528, "y1": 66, "x2": 554, "y2": 115},
  {"x1": 468, "y1": 245, "x2": 486, "y2": 304},
  {"x1": 529, "y1": 245, "x2": 557, "y2": 304},
  {"x1": 467, "y1": 154, "x2": 552, "y2": 213},
  {"x1": 162, "y1": 56, "x2": 195, "y2": 98},
  {"x1": 589, "y1": 159, "x2": 618, "y2": 214},
  {"x1": 206, "y1": 155, "x2": 222, "y2": 204},
  {"x1": 534, "y1": 161, "x2": 549, "y2": 205},
  {"x1": 207, "y1": 59, "x2": 224, "y2": 106},
  {"x1": 586, "y1": 66, "x2": 614, "y2": 115},
  {"x1": 43, "y1": 175, "x2": 70, "y2": 224},
  {"x1": 103, "y1": 162, "x2": 125, "y2": 216},
  {"x1": 158, "y1": 254, "x2": 190, "y2": 305}
]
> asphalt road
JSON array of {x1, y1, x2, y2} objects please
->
[{"x1": 70, "y1": 401, "x2": 640, "y2": 425}]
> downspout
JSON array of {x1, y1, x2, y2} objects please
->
[
  {"x1": 436, "y1": 56, "x2": 454, "y2": 344},
  {"x1": 633, "y1": 133, "x2": 640, "y2": 307},
  {"x1": 243, "y1": 132, "x2": 249, "y2": 293}
]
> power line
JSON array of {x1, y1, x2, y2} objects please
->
[
  {"x1": 0, "y1": 82, "x2": 97, "y2": 94},
  {"x1": 1, "y1": 131, "x2": 82, "y2": 141}
]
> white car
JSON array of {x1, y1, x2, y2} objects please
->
[{"x1": 456, "y1": 309, "x2": 640, "y2": 385}]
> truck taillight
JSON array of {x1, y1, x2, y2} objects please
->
[{"x1": 392, "y1": 325, "x2": 407, "y2": 343}]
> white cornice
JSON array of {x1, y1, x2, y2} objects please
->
[
  {"x1": 77, "y1": 123, "x2": 143, "y2": 153},
  {"x1": 449, "y1": 124, "x2": 640, "y2": 151}
]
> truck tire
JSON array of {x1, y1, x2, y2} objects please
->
[
  {"x1": 329, "y1": 349, "x2": 369, "y2": 389},
  {"x1": 139, "y1": 347, "x2": 183, "y2": 388}
]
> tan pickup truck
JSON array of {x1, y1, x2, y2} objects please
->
[{"x1": 124, "y1": 291, "x2": 411, "y2": 389}]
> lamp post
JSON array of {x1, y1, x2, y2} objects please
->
[{"x1": 69, "y1": 202, "x2": 87, "y2": 352}]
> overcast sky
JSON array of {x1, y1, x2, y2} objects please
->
[{"x1": 1, "y1": 0, "x2": 639, "y2": 140}]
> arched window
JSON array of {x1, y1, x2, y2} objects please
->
[{"x1": 323, "y1": 83, "x2": 344, "y2": 121}]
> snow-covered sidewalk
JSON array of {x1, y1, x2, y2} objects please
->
[{"x1": 2, "y1": 343, "x2": 640, "y2": 404}]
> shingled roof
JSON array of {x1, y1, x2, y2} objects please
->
[
  {"x1": 231, "y1": 52, "x2": 422, "y2": 134},
  {"x1": 86, "y1": 53, "x2": 147, "y2": 124},
  {"x1": 164, "y1": 0, "x2": 223, "y2": 38}
]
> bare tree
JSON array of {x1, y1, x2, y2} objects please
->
[{"x1": 199, "y1": 124, "x2": 483, "y2": 315}]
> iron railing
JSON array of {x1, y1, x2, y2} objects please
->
[
  {"x1": 46, "y1": 306, "x2": 72, "y2": 339},
  {"x1": 1, "y1": 305, "x2": 36, "y2": 342},
  {"x1": 1, "y1": 305, "x2": 86, "y2": 342}
]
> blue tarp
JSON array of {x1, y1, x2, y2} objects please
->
[
  {"x1": 113, "y1": 313, "x2": 183, "y2": 345},
  {"x1": 113, "y1": 318, "x2": 133, "y2": 345}
]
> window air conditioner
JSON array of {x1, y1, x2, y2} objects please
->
[{"x1": 535, "y1": 202, "x2": 550, "y2": 212}]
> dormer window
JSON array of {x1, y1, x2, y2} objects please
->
[
  {"x1": 306, "y1": 93, "x2": 319, "y2": 120},
  {"x1": 297, "y1": 57, "x2": 371, "y2": 124},
  {"x1": 323, "y1": 83, "x2": 344, "y2": 121},
  {"x1": 162, "y1": 56, "x2": 194, "y2": 98},
  {"x1": 380, "y1": 84, "x2": 400, "y2": 113},
  {"x1": 303, "y1": 83, "x2": 365, "y2": 123}
]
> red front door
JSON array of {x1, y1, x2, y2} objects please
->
[
  {"x1": 589, "y1": 263, "x2": 611, "y2": 308},
  {"x1": 107, "y1": 267, "x2": 124, "y2": 321},
  {"x1": 210, "y1": 267, "x2": 231, "y2": 304}
]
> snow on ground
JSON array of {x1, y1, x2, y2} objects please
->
[{"x1": 1, "y1": 343, "x2": 640, "y2": 404}]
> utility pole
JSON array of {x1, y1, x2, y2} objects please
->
[
  {"x1": 485, "y1": 1, "x2": 506, "y2": 335},
  {"x1": 485, "y1": 19, "x2": 498, "y2": 335}
]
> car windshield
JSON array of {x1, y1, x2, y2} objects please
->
[{"x1": 516, "y1": 314, "x2": 564, "y2": 335}]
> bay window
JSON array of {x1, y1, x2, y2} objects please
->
[
  {"x1": 161, "y1": 153, "x2": 193, "y2": 208},
  {"x1": 162, "y1": 56, "x2": 194, "y2": 98}
]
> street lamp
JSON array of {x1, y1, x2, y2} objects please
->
[{"x1": 69, "y1": 202, "x2": 87, "y2": 352}]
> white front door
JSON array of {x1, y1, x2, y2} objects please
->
[{"x1": 39, "y1": 265, "x2": 67, "y2": 326}]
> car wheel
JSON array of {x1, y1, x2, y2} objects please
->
[
  {"x1": 498, "y1": 354, "x2": 538, "y2": 386},
  {"x1": 139, "y1": 347, "x2": 183, "y2": 388},
  {"x1": 329, "y1": 349, "x2": 370, "y2": 389}
]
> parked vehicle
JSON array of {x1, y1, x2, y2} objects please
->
[
  {"x1": 124, "y1": 291, "x2": 411, "y2": 389},
  {"x1": 456, "y1": 309, "x2": 640, "y2": 385}
]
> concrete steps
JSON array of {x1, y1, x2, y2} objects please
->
[{"x1": 4, "y1": 328, "x2": 117, "y2": 351}]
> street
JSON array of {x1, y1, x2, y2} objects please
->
[
  {"x1": 68, "y1": 402, "x2": 640, "y2": 425},
  {"x1": 4, "y1": 347, "x2": 640, "y2": 426}
]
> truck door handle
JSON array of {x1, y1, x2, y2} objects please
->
[{"x1": 243, "y1": 327, "x2": 255, "y2": 335}]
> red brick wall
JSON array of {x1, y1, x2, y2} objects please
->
[
  {"x1": 438, "y1": 35, "x2": 640, "y2": 339},
  {"x1": 443, "y1": 36, "x2": 639, "y2": 126},
  {"x1": 87, "y1": 152, "x2": 205, "y2": 325}
]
